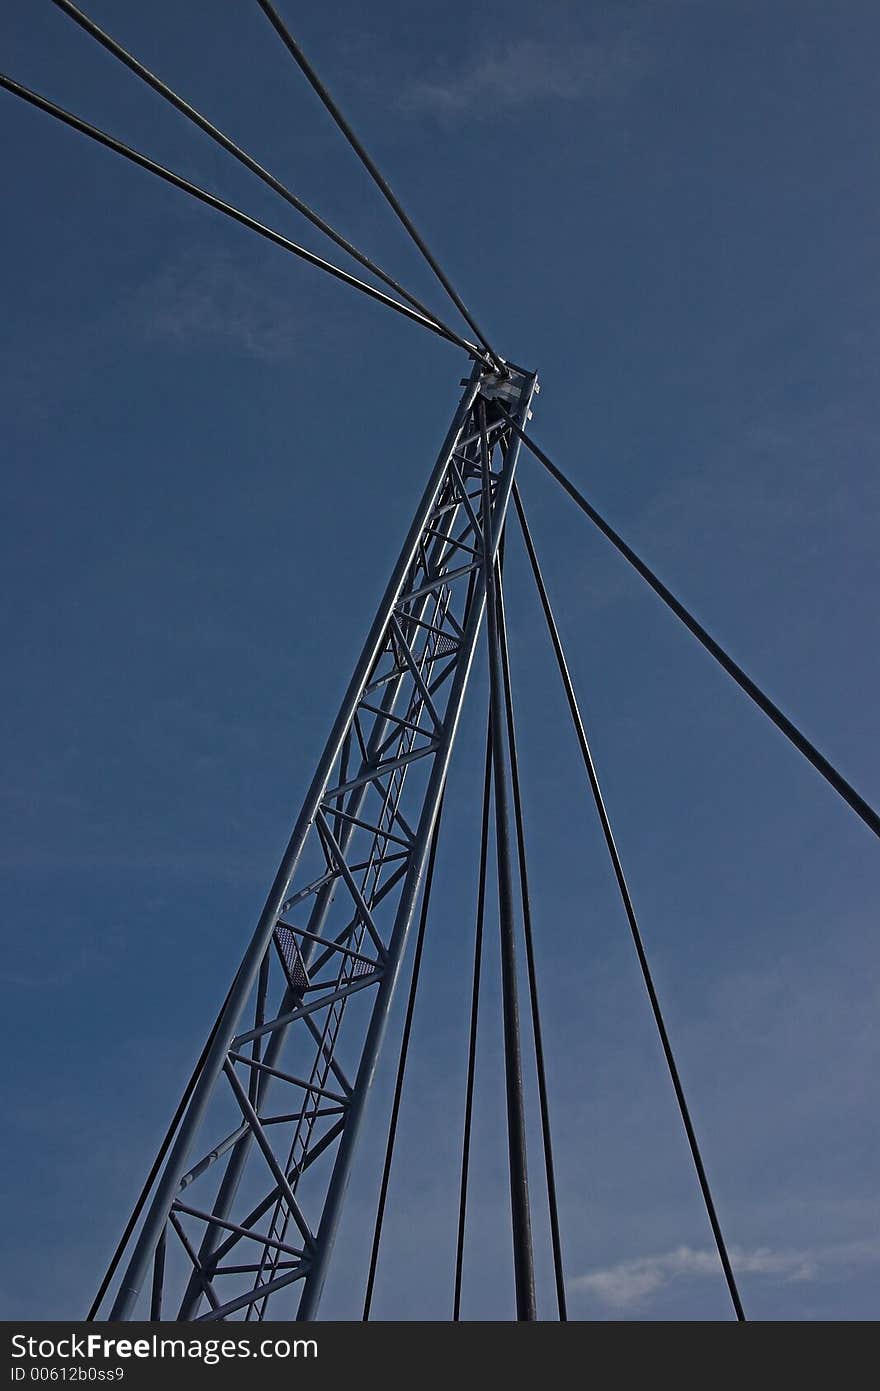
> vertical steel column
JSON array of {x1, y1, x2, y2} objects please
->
[
  {"x1": 479, "y1": 401, "x2": 537, "y2": 1321},
  {"x1": 452, "y1": 711, "x2": 492, "y2": 1320},
  {"x1": 495, "y1": 557, "x2": 567, "y2": 1319}
]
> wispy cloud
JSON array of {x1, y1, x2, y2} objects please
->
[
  {"x1": 571, "y1": 1238, "x2": 880, "y2": 1309},
  {"x1": 129, "y1": 250, "x2": 305, "y2": 360},
  {"x1": 401, "y1": 35, "x2": 647, "y2": 121}
]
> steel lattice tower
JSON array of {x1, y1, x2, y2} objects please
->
[{"x1": 104, "y1": 363, "x2": 538, "y2": 1322}]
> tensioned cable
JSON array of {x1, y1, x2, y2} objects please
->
[
  {"x1": 513, "y1": 482, "x2": 746, "y2": 1322},
  {"x1": 500, "y1": 407, "x2": 880, "y2": 842},
  {"x1": 0, "y1": 73, "x2": 479, "y2": 354},
  {"x1": 362, "y1": 790, "x2": 446, "y2": 1320},
  {"x1": 494, "y1": 554, "x2": 567, "y2": 1321},
  {"x1": 87, "y1": 980, "x2": 236, "y2": 1320},
  {"x1": 254, "y1": 0, "x2": 505, "y2": 371},
  {"x1": 452, "y1": 712, "x2": 493, "y2": 1320},
  {"x1": 49, "y1": 0, "x2": 482, "y2": 363}
]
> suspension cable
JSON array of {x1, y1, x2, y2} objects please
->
[
  {"x1": 499, "y1": 407, "x2": 880, "y2": 842},
  {"x1": 0, "y1": 73, "x2": 479, "y2": 355},
  {"x1": 453, "y1": 712, "x2": 493, "y2": 1320},
  {"x1": 49, "y1": 0, "x2": 481, "y2": 361},
  {"x1": 253, "y1": 0, "x2": 505, "y2": 370},
  {"x1": 513, "y1": 482, "x2": 746, "y2": 1322},
  {"x1": 362, "y1": 790, "x2": 446, "y2": 1320},
  {"x1": 495, "y1": 554, "x2": 567, "y2": 1320}
]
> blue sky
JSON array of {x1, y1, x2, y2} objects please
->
[{"x1": 1, "y1": 0, "x2": 878, "y2": 1320}]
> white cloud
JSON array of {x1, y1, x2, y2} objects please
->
[
  {"x1": 129, "y1": 250, "x2": 304, "y2": 360},
  {"x1": 402, "y1": 36, "x2": 646, "y2": 121},
  {"x1": 571, "y1": 1239, "x2": 880, "y2": 1309}
]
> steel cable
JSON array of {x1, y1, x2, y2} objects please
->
[
  {"x1": 50, "y1": 0, "x2": 480, "y2": 360},
  {"x1": 500, "y1": 408, "x2": 880, "y2": 843},
  {"x1": 362, "y1": 791, "x2": 446, "y2": 1319},
  {"x1": 513, "y1": 482, "x2": 746, "y2": 1322},
  {"x1": 254, "y1": 0, "x2": 505, "y2": 370},
  {"x1": 0, "y1": 73, "x2": 479, "y2": 354}
]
